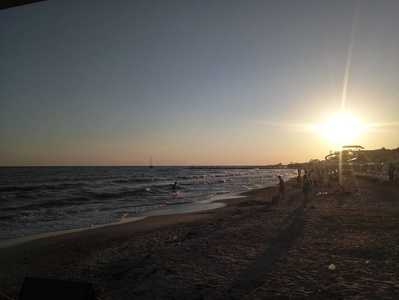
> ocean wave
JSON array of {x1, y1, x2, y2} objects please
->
[
  {"x1": 0, "y1": 182, "x2": 85, "y2": 193},
  {"x1": 0, "y1": 166, "x2": 296, "y2": 241},
  {"x1": 85, "y1": 186, "x2": 160, "y2": 200},
  {"x1": 0, "y1": 199, "x2": 88, "y2": 212},
  {"x1": 177, "y1": 174, "x2": 215, "y2": 180},
  {"x1": 201, "y1": 179, "x2": 229, "y2": 185},
  {"x1": 129, "y1": 203, "x2": 167, "y2": 213},
  {"x1": 112, "y1": 177, "x2": 157, "y2": 184},
  {"x1": 164, "y1": 200, "x2": 193, "y2": 205},
  {"x1": 0, "y1": 214, "x2": 19, "y2": 221},
  {"x1": 216, "y1": 191, "x2": 230, "y2": 194}
]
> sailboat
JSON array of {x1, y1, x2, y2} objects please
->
[{"x1": 149, "y1": 157, "x2": 154, "y2": 169}]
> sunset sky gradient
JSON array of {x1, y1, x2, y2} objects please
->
[{"x1": 1, "y1": 0, "x2": 398, "y2": 166}]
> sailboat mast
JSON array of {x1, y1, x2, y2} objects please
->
[{"x1": 149, "y1": 157, "x2": 154, "y2": 168}]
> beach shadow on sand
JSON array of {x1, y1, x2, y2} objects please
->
[{"x1": 227, "y1": 207, "x2": 305, "y2": 297}]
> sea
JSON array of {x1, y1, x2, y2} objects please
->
[{"x1": 0, "y1": 166, "x2": 296, "y2": 245}]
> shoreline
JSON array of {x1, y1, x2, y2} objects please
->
[
  {"x1": 0, "y1": 182, "x2": 284, "y2": 297},
  {"x1": 1, "y1": 176, "x2": 398, "y2": 299},
  {"x1": 0, "y1": 168, "x2": 296, "y2": 249},
  {"x1": 0, "y1": 191, "x2": 248, "y2": 250}
]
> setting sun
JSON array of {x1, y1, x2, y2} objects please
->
[{"x1": 319, "y1": 113, "x2": 366, "y2": 147}]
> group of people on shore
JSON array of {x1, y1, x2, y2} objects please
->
[
  {"x1": 277, "y1": 171, "x2": 312, "y2": 207},
  {"x1": 294, "y1": 169, "x2": 316, "y2": 208},
  {"x1": 280, "y1": 168, "x2": 349, "y2": 208}
]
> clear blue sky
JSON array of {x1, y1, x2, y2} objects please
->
[{"x1": 1, "y1": 0, "x2": 398, "y2": 166}]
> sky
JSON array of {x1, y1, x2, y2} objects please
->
[{"x1": 1, "y1": 0, "x2": 398, "y2": 166}]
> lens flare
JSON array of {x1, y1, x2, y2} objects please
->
[{"x1": 320, "y1": 113, "x2": 365, "y2": 147}]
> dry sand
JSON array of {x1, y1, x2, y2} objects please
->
[{"x1": 1, "y1": 175, "x2": 399, "y2": 299}]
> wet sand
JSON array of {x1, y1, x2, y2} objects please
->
[{"x1": 1, "y1": 175, "x2": 398, "y2": 299}]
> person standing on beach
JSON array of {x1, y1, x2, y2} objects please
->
[
  {"x1": 297, "y1": 169, "x2": 302, "y2": 186},
  {"x1": 302, "y1": 175, "x2": 312, "y2": 208},
  {"x1": 278, "y1": 175, "x2": 285, "y2": 200},
  {"x1": 388, "y1": 163, "x2": 395, "y2": 181},
  {"x1": 395, "y1": 166, "x2": 399, "y2": 182}
]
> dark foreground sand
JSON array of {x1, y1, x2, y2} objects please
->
[{"x1": 1, "y1": 175, "x2": 399, "y2": 299}]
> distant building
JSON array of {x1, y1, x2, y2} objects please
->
[{"x1": 363, "y1": 148, "x2": 399, "y2": 164}]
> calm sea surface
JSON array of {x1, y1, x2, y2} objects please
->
[{"x1": 0, "y1": 166, "x2": 295, "y2": 242}]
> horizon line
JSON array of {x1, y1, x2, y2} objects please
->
[{"x1": 0, "y1": 164, "x2": 301, "y2": 168}]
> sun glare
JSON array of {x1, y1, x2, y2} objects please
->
[{"x1": 319, "y1": 113, "x2": 365, "y2": 148}]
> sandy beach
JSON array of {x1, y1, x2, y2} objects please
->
[{"x1": 1, "y1": 175, "x2": 399, "y2": 299}]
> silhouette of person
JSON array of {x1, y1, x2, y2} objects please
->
[
  {"x1": 172, "y1": 182, "x2": 178, "y2": 195},
  {"x1": 302, "y1": 175, "x2": 312, "y2": 208},
  {"x1": 278, "y1": 175, "x2": 285, "y2": 200},
  {"x1": 388, "y1": 163, "x2": 395, "y2": 181}
]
